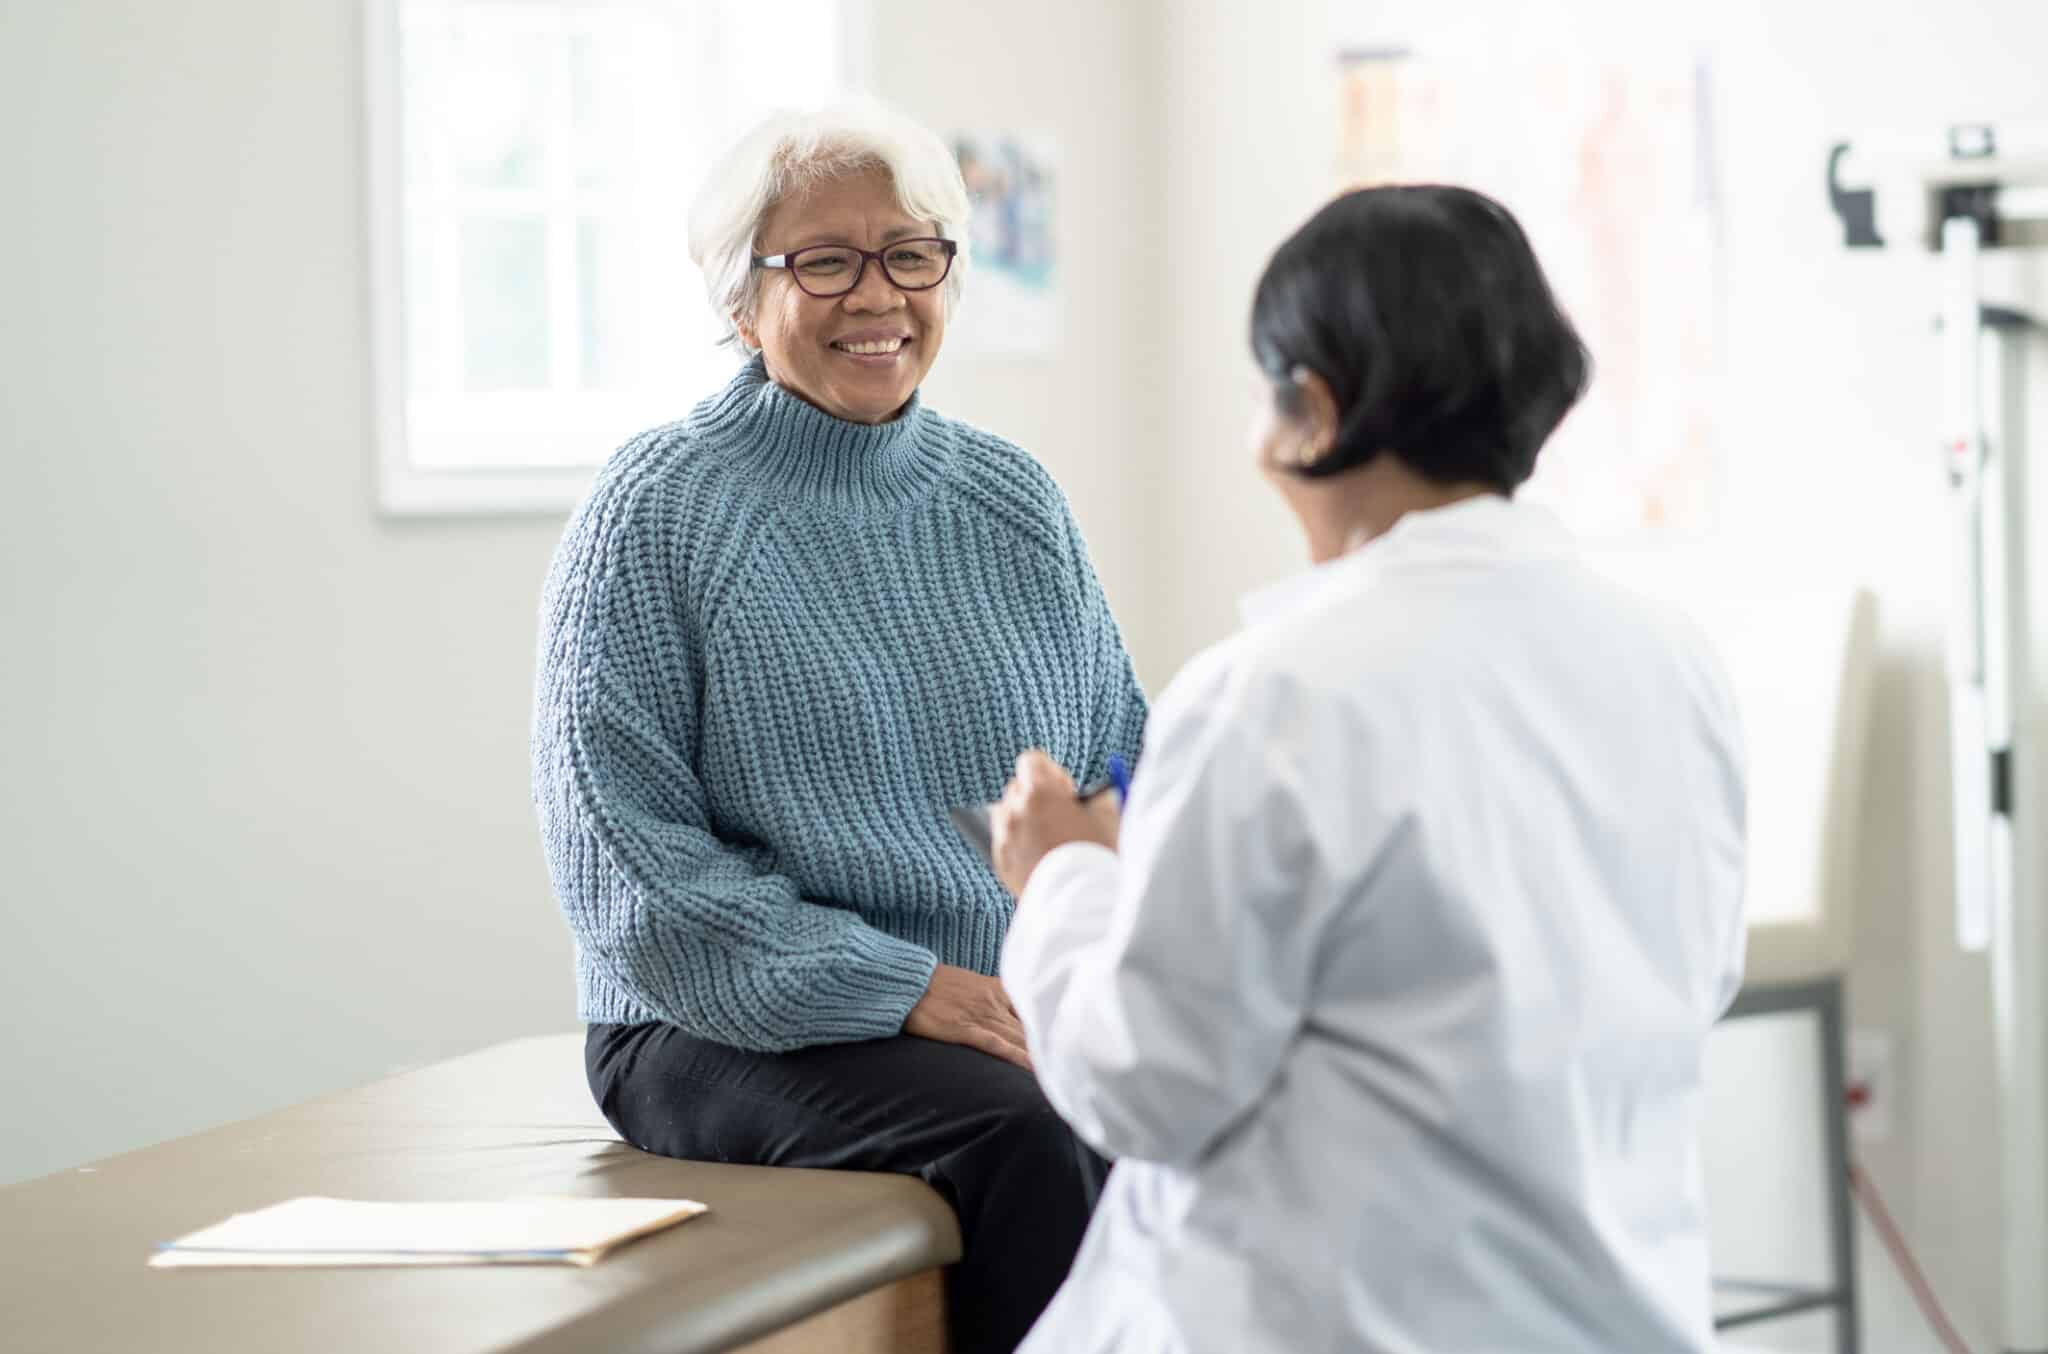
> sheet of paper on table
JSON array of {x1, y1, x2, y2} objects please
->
[{"x1": 149, "y1": 1196, "x2": 709, "y2": 1268}]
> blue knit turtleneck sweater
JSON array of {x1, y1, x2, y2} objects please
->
[{"x1": 533, "y1": 357, "x2": 1148, "y2": 1052}]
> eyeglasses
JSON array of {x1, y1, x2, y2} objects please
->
[{"x1": 751, "y1": 237, "x2": 958, "y2": 298}]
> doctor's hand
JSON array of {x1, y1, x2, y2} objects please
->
[
  {"x1": 905, "y1": 964, "x2": 1033, "y2": 1070},
  {"x1": 991, "y1": 750, "x2": 1122, "y2": 898}
]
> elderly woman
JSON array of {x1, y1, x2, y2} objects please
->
[
  {"x1": 991, "y1": 185, "x2": 1746, "y2": 1352},
  {"x1": 531, "y1": 103, "x2": 1146, "y2": 1354}
]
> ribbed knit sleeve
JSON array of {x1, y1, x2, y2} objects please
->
[{"x1": 533, "y1": 441, "x2": 938, "y2": 1052}]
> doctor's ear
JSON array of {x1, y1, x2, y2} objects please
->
[{"x1": 1285, "y1": 365, "x2": 1342, "y2": 467}]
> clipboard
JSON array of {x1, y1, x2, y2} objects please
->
[
  {"x1": 948, "y1": 805, "x2": 997, "y2": 867},
  {"x1": 948, "y1": 778, "x2": 1117, "y2": 869}
]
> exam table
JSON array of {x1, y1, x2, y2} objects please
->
[{"x1": 0, "y1": 1034, "x2": 960, "y2": 1353}]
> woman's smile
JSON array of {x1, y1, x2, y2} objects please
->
[{"x1": 830, "y1": 329, "x2": 913, "y2": 363}]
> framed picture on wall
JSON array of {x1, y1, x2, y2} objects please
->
[{"x1": 946, "y1": 131, "x2": 1060, "y2": 356}]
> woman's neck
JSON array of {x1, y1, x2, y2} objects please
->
[
  {"x1": 684, "y1": 354, "x2": 950, "y2": 514},
  {"x1": 1306, "y1": 457, "x2": 1500, "y2": 564}
]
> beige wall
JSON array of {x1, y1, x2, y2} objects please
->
[{"x1": 1150, "y1": 0, "x2": 1338, "y2": 672}]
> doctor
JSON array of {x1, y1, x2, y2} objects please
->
[{"x1": 990, "y1": 184, "x2": 1747, "y2": 1354}]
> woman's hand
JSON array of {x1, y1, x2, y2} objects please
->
[
  {"x1": 904, "y1": 963, "x2": 1033, "y2": 1069},
  {"x1": 991, "y1": 750, "x2": 1122, "y2": 898}
]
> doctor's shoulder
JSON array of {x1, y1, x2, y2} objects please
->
[
  {"x1": 1642, "y1": 595, "x2": 1748, "y2": 778},
  {"x1": 1147, "y1": 612, "x2": 1401, "y2": 751},
  {"x1": 1589, "y1": 576, "x2": 1745, "y2": 738}
]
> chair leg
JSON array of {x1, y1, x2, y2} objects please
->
[{"x1": 1819, "y1": 975, "x2": 1861, "y2": 1354}]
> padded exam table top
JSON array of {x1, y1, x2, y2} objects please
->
[{"x1": 0, "y1": 1034, "x2": 962, "y2": 1353}]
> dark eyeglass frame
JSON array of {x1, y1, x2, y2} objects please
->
[{"x1": 751, "y1": 237, "x2": 959, "y2": 298}]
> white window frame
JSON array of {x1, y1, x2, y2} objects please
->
[{"x1": 361, "y1": 0, "x2": 870, "y2": 516}]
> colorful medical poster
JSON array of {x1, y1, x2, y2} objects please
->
[
  {"x1": 949, "y1": 131, "x2": 1059, "y2": 355},
  {"x1": 1338, "y1": 46, "x2": 1724, "y2": 538}
]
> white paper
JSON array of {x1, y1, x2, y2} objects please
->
[{"x1": 150, "y1": 1196, "x2": 708, "y2": 1269}]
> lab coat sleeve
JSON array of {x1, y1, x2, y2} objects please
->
[{"x1": 1001, "y1": 659, "x2": 1354, "y2": 1167}]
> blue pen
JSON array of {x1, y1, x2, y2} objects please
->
[{"x1": 1106, "y1": 753, "x2": 1131, "y2": 808}]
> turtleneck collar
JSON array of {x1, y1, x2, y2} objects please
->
[{"x1": 685, "y1": 355, "x2": 952, "y2": 512}]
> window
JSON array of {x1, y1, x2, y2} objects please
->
[{"x1": 363, "y1": 0, "x2": 861, "y2": 513}]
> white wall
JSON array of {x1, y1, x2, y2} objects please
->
[{"x1": 0, "y1": 3, "x2": 575, "y2": 1185}]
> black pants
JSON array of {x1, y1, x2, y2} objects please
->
[{"x1": 586, "y1": 1023, "x2": 1110, "y2": 1354}]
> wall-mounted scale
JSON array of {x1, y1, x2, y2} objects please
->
[{"x1": 1830, "y1": 125, "x2": 2048, "y2": 1354}]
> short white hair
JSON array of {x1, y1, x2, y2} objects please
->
[{"x1": 688, "y1": 100, "x2": 972, "y2": 351}]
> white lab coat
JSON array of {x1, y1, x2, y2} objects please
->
[{"x1": 1002, "y1": 495, "x2": 1746, "y2": 1354}]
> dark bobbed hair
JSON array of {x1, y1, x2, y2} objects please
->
[{"x1": 1249, "y1": 184, "x2": 1591, "y2": 492}]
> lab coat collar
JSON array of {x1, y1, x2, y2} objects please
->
[{"x1": 1237, "y1": 493, "x2": 1574, "y2": 628}]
